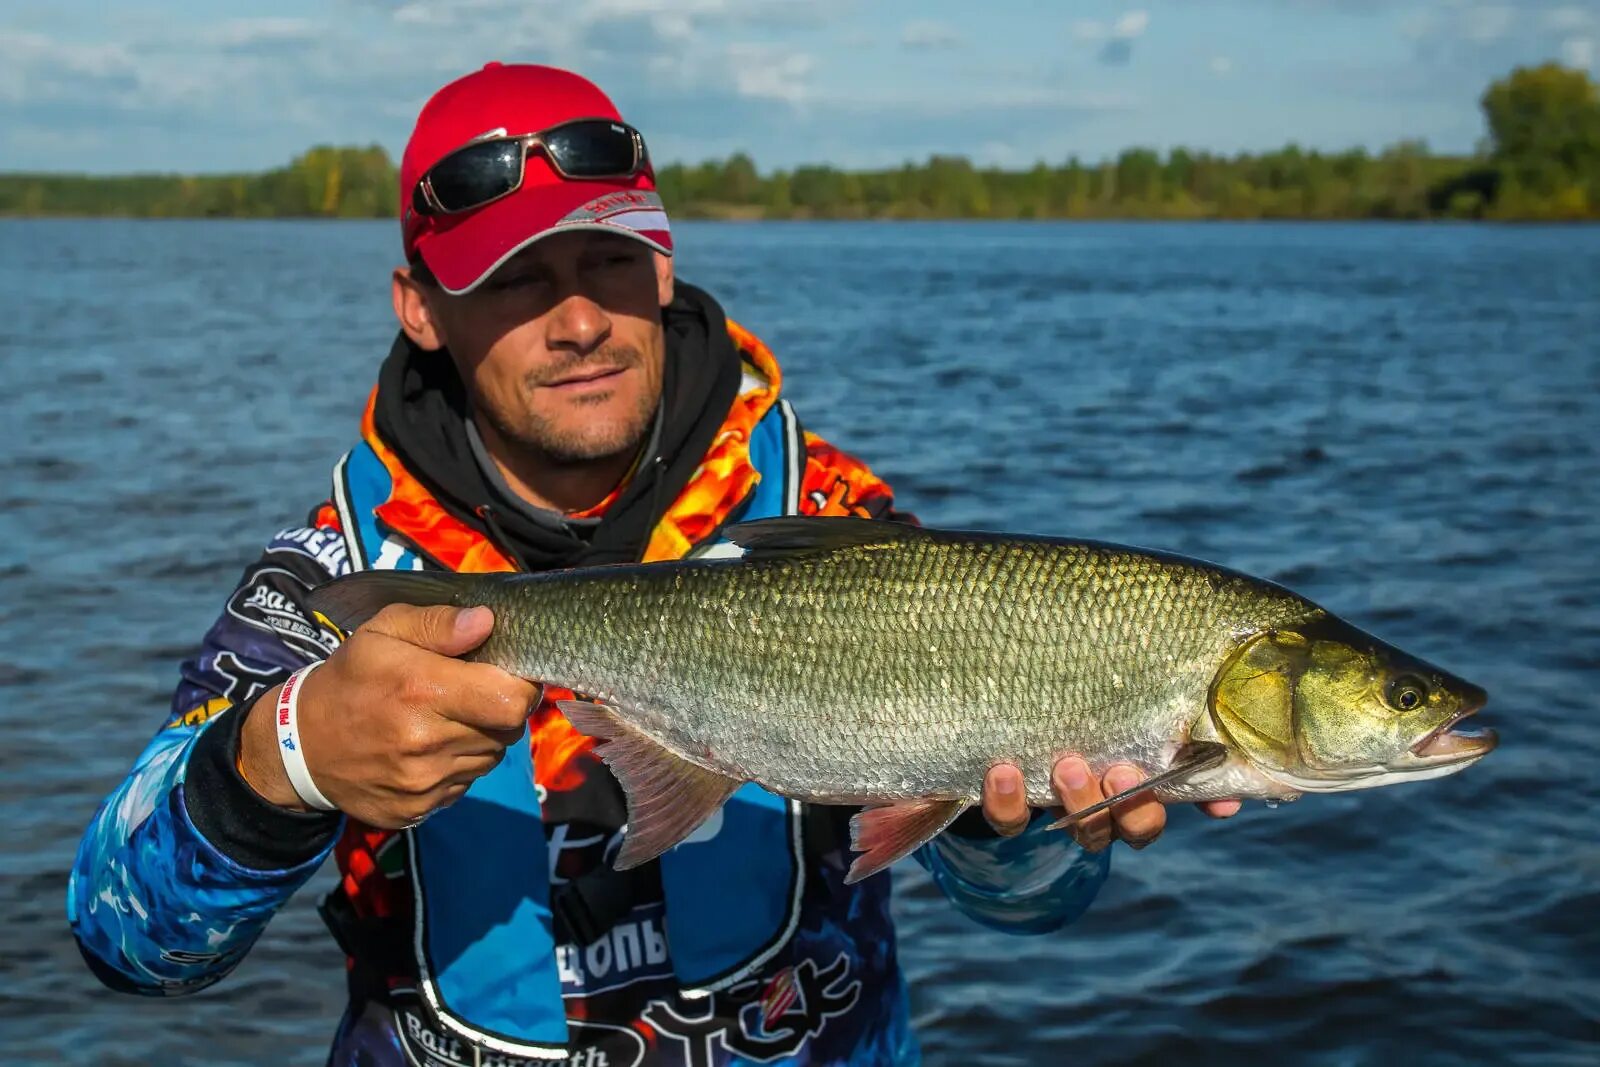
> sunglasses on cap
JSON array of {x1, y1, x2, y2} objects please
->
[{"x1": 411, "y1": 119, "x2": 650, "y2": 217}]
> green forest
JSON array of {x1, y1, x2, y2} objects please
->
[{"x1": 3, "y1": 64, "x2": 1596, "y2": 222}]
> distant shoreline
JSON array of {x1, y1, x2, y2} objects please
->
[
  {"x1": 5, "y1": 62, "x2": 1597, "y2": 225},
  {"x1": 3, "y1": 212, "x2": 1593, "y2": 225}
]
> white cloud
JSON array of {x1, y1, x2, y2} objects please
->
[
  {"x1": 1113, "y1": 11, "x2": 1151, "y2": 39},
  {"x1": 0, "y1": 29, "x2": 143, "y2": 107},
  {"x1": 1071, "y1": 8, "x2": 1149, "y2": 63},
  {"x1": 820, "y1": 86, "x2": 1137, "y2": 115},
  {"x1": 1073, "y1": 10, "x2": 1150, "y2": 42},
  {"x1": 724, "y1": 43, "x2": 814, "y2": 105},
  {"x1": 1395, "y1": 0, "x2": 1599, "y2": 86},
  {"x1": 902, "y1": 19, "x2": 962, "y2": 50},
  {"x1": 1461, "y1": 5, "x2": 1514, "y2": 43},
  {"x1": 203, "y1": 17, "x2": 318, "y2": 50},
  {"x1": 1545, "y1": 6, "x2": 1596, "y2": 34}
]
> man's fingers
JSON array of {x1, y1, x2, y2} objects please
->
[
  {"x1": 1053, "y1": 756, "x2": 1113, "y2": 852},
  {"x1": 366, "y1": 603, "x2": 496, "y2": 657},
  {"x1": 420, "y1": 659, "x2": 539, "y2": 733},
  {"x1": 427, "y1": 713, "x2": 527, "y2": 756},
  {"x1": 981, "y1": 764, "x2": 1030, "y2": 836},
  {"x1": 1198, "y1": 798, "x2": 1242, "y2": 818},
  {"x1": 1103, "y1": 764, "x2": 1166, "y2": 849}
]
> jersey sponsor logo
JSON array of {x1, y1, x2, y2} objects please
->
[
  {"x1": 563, "y1": 1022, "x2": 646, "y2": 1067},
  {"x1": 392, "y1": 990, "x2": 646, "y2": 1067},
  {"x1": 555, "y1": 902, "x2": 673, "y2": 997},
  {"x1": 639, "y1": 953, "x2": 862, "y2": 1066},
  {"x1": 155, "y1": 946, "x2": 247, "y2": 992},
  {"x1": 564, "y1": 189, "x2": 662, "y2": 221},
  {"x1": 209, "y1": 650, "x2": 281, "y2": 706},
  {"x1": 226, "y1": 566, "x2": 339, "y2": 659},
  {"x1": 268, "y1": 525, "x2": 350, "y2": 576}
]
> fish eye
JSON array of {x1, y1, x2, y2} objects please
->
[{"x1": 1385, "y1": 674, "x2": 1430, "y2": 712}]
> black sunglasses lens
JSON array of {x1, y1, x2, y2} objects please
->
[
  {"x1": 427, "y1": 140, "x2": 524, "y2": 212},
  {"x1": 543, "y1": 122, "x2": 638, "y2": 177}
]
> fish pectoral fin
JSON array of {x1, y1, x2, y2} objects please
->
[
  {"x1": 846, "y1": 798, "x2": 969, "y2": 885},
  {"x1": 562, "y1": 703, "x2": 740, "y2": 870},
  {"x1": 1045, "y1": 741, "x2": 1230, "y2": 831}
]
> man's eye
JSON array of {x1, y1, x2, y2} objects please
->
[{"x1": 489, "y1": 273, "x2": 542, "y2": 290}]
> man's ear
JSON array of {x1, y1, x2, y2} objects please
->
[
  {"x1": 393, "y1": 267, "x2": 447, "y2": 350},
  {"x1": 654, "y1": 251, "x2": 675, "y2": 309}
]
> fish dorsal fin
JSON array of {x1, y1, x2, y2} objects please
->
[{"x1": 723, "y1": 517, "x2": 919, "y2": 561}]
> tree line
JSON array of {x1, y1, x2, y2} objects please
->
[{"x1": 2, "y1": 64, "x2": 1595, "y2": 222}]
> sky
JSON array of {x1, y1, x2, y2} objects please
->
[{"x1": 2, "y1": 0, "x2": 1596, "y2": 174}]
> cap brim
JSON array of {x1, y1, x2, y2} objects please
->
[{"x1": 417, "y1": 177, "x2": 672, "y2": 295}]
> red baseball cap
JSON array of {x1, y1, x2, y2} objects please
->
[{"x1": 400, "y1": 63, "x2": 672, "y2": 294}]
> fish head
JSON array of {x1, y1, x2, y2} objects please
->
[{"x1": 1208, "y1": 616, "x2": 1495, "y2": 793}]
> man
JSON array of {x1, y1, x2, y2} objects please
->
[{"x1": 70, "y1": 64, "x2": 1236, "y2": 1065}]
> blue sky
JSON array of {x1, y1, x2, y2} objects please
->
[{"x1": 2, "y1": 1, "x2": 1596, "y2": 174}]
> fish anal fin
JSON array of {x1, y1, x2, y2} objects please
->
[
  {"x1": 555, "y1": 699, "x2": 624, "y2": 741},
  {"x1": 1045, "y1": 741, "x2": 1230, "y2": 831},
  {"x1": 567, "y1": 708, "x2": 739, "y2": 870},
  {"x1": 846, "y1": 798, "x2": 969, "y2": 884}
]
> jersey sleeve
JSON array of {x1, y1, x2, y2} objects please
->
[
  {"x1": 916, "y1": 814, "x2": 1111, "y2": 934},
  {"x1": 68, "y1": 512, "x2": 351, "y2": 994}
]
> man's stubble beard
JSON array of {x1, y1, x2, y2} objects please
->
[{"x1": 487, "y1": 342, "x2": 660, "y2": 468}]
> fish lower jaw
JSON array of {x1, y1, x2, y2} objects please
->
[{"x1": 1266, "y1": 753, "x2": 1492, "y2": 794}]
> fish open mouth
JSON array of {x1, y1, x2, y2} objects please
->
[{"x1": 1410, "y1": 698, "x2": 1497, "y2": 763}]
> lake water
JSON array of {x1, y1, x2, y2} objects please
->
[{"x1": 2, "y1": 219, "x2": 1597, "y2": 1065}]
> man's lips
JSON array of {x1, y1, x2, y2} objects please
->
[{"x1": 543, "y1": 366, "x2": 629, "y2": 390}]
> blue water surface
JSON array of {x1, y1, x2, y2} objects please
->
[{"x1": 1, "y1": 219, "x2": 1596, "y2": 1065}]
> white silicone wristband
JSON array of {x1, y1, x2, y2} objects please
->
[{"x1": 275, "y1": 662, "x2": 337, "y2": 811}]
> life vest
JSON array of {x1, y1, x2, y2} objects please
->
[{"x1": 329, "y1": 342, "x2": 811, "y2": 1060}]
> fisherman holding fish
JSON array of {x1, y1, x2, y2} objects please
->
[{"x1": 70, "y1": 63, "x2": 1491, "y2": 1066}]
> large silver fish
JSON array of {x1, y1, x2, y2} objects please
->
[{"x1": 309, "y1": 518, "x2": 1496, "y2": 883}]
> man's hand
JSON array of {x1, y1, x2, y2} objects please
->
[
  {"x1": 239, "y1": 604, "x2": 538, "y2": 829},
  {"x1": 980, "y1": 758, "x2": 1241, "y2": 850}
]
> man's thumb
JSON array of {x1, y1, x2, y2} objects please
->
[{"x1": 392, "y1": 603, "x2": 494, "y2": 656}]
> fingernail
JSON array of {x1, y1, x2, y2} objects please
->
[
  {"x1": 1107, "y1": 768, "x2": 1140, "y2": 794},
  {"x1": 993, "y1": 773, "x2": 1018, "y2": 796},
  {"x1": 455, "y1": 606, "x2": 490, "y2": 635},
  {"x1": 1062, "y1": 761, "x2": 1089, "y2": 791}
]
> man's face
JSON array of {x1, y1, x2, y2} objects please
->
[{"x1": 409, "y1": 230, "x2": 672, "y2": 466}]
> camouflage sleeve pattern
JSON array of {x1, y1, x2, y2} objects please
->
[
  {"x1": 918, "y1": 814, "x2": 1112, "y2": 935},
  {"x1": 797, "y1": 430, "x2": 1111, "y2": 933},
  {"x1": 68, "y1": 511, "x2": 351, "y2": 994}
]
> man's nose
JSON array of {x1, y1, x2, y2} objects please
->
[{"x1": 546, "y1": 291, "x2": 611, "y2": 354}]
